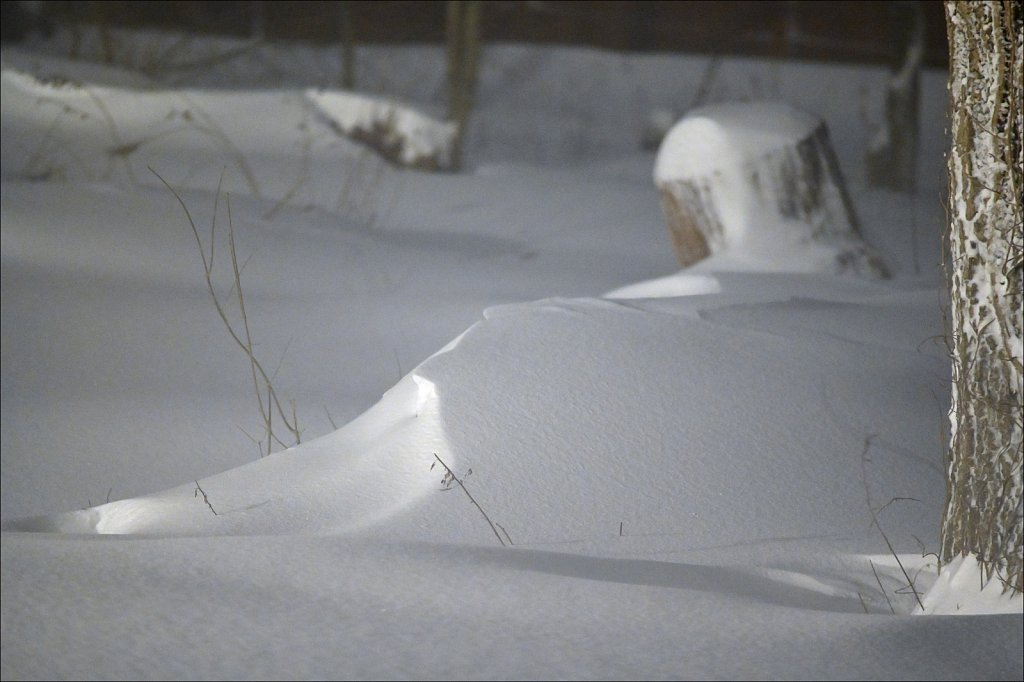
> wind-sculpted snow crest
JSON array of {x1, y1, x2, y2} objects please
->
[
  {"x1": 412, "y1": 291, "x2": 948, "y2": 550},
  {"x1": 4, "y1": 284, "x2": 946, "y2": 551},
  {"x1": 2, "y1": 373, "x2": 448, "y2": 536}
]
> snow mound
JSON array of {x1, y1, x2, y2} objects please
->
[
  {"x1": 0, "y1": 47, "x2": 156, "y2": 89},
  {"x1": 5, "y1": 285, "x2": 946, "y2": 551},
  {"x1": 920, "y1": 554, "x2": 1024, "y2": 615},
  {"x1": 603, "y1": 272, "x2": 721, "y2": 298},
  {"x1": 2, "y1": 373, "x2": 450, "y2": 535}
]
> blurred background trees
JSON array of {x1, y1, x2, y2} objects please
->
[{"x1": 3, "y1": 1, "x2": 950, "y2": 67}]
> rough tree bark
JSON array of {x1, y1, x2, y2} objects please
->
[{"x1": 942, "y1": 0, "x2": 1023, "y2": 593}]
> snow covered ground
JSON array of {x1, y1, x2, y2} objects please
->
[{"x1": 2, "y1": 28, "x2": 1021, "y2": 680}]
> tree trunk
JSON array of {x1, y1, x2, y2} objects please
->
[
  {"x1": 339, "y1": 1, "x2": 356, "y2": 90},
  {"x1": 942, "y1": 0, "x2": 1023, "y2": 594},
  {"x1": 92, "y1": 1, "x2": 115, "y2": 64},
  {"x1": 446, "y1": 1, "x2": 481, "y2": 171},
  {"x1": 866, "y1": 0, "x2": 924, "y2": 193}
]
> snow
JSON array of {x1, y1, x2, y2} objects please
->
[
  {"x1": 653, "y1": 101, "x2": 820, "y2": 183},
  {"x1": 652, "y1": 100, "x2": 884, "y2": 279},
  {"x1": 305, "y1": 89, "x2": 457, "y2": 168},
  {"x1": 921, "y1": 554, "x2": 1024, "y2": 616},
  {"x1": 2, "y1": 28, "x2": 1021, "y2": 680}
]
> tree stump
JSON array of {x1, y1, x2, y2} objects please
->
[{"x1": 654, "y1": 101, "x2": 888, "y2": 277}]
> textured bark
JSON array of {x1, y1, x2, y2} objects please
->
[
  {"x1": 658, "y1": 180, "x2": 715, "y2": 265},
  {"x1": 942, "y1": 0, "x2": 1023, "y2": 593}
]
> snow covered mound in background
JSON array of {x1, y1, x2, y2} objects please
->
[
  {"x1": 0, "y1": 48, "x2": 156, "y2": 89},
  {"x1": 305, "y1": 89, "x2": 456, "y2": 170},
  {"x1": 604, "y1": 271, "x2": 722, "y2": 298},
  {"x1": 654, "y1": 101, "x2": 886, "y2": 277},
  {"x1": 654, "y1": 101, "x2": 820, "y2": 184}
]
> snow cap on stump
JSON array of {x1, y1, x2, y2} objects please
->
[{"x1": 655, "y1": 101, "x2": 887, "y2": 277}]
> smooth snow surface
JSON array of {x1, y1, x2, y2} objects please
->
[
  {"x1": 2, "y1": 29, "x2": 1020, "y2": 681},
  {"x1": 654, "y1": 101, "x2": 819, "y2": 183}
]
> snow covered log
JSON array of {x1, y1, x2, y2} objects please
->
[
  {"x1": 655, "y1": 102, "x2": 888, "y2": 277},
  {"x1": 306, "y1": 89, "x2": 457, "y2": 171}
]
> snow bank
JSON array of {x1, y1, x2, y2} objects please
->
[
  {"x1": 0, "y1": 47, "x2": 157, "y2": 89},
  {"x1": 921, "y1": 554, "x2": 1024, "y2": 615},
  {"x1": 2, "y1": 33, "x2": 1019, "y2": 681},
  {"x1": 11, "y1": 285, "x2": 947, "y2": 554},
  {"x1": 603, "y1": 272, "x2": 721, "y2": 298}
]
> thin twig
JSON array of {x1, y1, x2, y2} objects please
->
[
  {"x1": 869, "y1": 560, "x2": 895, "y2": 615},
  {"x1": 150, "y1": 168, "x2": 301, "y2": 454},
  {"x1": 870, "y1": 513, "x2": 925, "y2": 611},
  {"x1": 433, "y1": 453, "x2": 505, "y2": 547},
  {"x1": 194, "y1": 480, "x2": 218, "y2": 516},
  {"x1": 861, "y1": 434, "x2": 926, "y2": 612},
  {"x1": 324, "y1": 406, "x2": 338, "y2": 430},
  {"x1": 875, "y1": 497, "x2": 922, "y2": 515},
  {"x1": 496, "y1": 522, "x2": 514, "y2": 546}
]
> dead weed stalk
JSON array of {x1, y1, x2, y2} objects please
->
[{"x1": 151, "y1": 167, "x2": 300, "y2": 456}]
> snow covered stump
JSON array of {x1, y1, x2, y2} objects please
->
[{"x1": 655, "y1": 102, "x2": 888, "y2": 276}]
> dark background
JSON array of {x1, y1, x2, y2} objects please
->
[{"x1": 4, "y1": 1, "x2": 949, "y2": 68}]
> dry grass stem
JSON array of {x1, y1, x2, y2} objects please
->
[
  {"x1": 869, "y1": 560, "x2": 896, "y2": 615},
  {"x1": 151, "y1": 167, "x2": 300, "y2": 455},
  {"x1": 432, "y1": 453, "x2": 506, "y2": 547},
  {"x1": 194, "y1": 479, "x2": 218, "y2": 516}
]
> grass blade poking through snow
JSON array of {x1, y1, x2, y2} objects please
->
[
  {"x1": 150, "y1": 167, "x2": 301, "y2": 456},
  {"x1": 194, "y1": 480, "x2": 218, "y2": 516},
  {"x1": 432, "y1": 453, "x2": 506, "y2": 547},
  {"x1": 860, "y1": 434, "x2": 926, "y2": 612}
]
